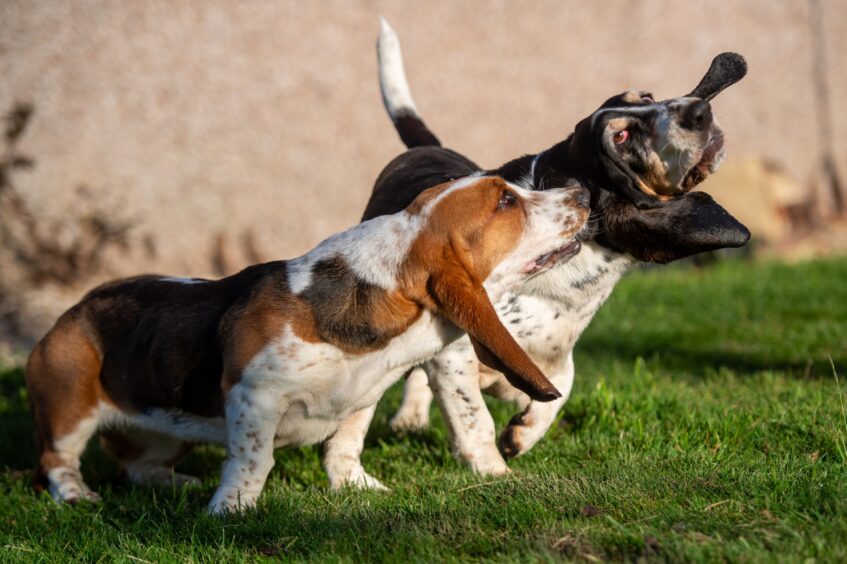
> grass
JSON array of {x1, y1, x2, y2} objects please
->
[{"x1": 1, "y1": 257, "x2": 846, "y2": 562}]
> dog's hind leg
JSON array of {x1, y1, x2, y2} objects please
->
[
  {"x1": 100, "y1": 429, "x2": 199, "y2": 488},
  {"x1": 389, "y1": 367, "x2": 433, "y2": 433},
  {"x1": 499, "y1": 351, "x2": 575, "y2": 458},
  {"x1": 26, "y1": 318, "x2": 103, "y2": 503}
]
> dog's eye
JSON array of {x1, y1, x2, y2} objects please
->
[
  {"x1": 498, "y1": 190, "x2": 518, "y2": 209},
  {"x1": 613, "y1": 130, "x2": 630, "y2": 144}
]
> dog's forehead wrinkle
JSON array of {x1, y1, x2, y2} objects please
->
[{"x1": 590, "y1": 104, "x2": 660, "y2": 129}]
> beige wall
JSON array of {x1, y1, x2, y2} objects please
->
[{"x1": 1, "y1": 0, "x2": 845, "y2": 279}]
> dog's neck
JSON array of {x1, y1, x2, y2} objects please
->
[{"x1": 490, "y1": 135, "x2": 620, "y2": 250}]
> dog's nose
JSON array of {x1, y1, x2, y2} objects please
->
[
  {"x1": 567, "y1": 186, "x2": 591, "y2": 208},
  {"x1": 681, "y1": 100, "x2": 713, "y2": 131}
]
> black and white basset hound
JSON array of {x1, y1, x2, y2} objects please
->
[{"x1": 357, "y1": 19, "x2": 750, "y2": 475}]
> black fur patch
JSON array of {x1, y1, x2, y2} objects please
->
[
  {"x1": 299, "y1": 256, "x2": 403, "y2": 350},
  {"x1": 89, "y1": 262, "x2": 288, "y2": 416},
  {"x1": 392, "y1": 110, "x2": 441, "y2": 149},
  {"x1": 361, "y1": 147, "x2": 479, "y2": 221}
]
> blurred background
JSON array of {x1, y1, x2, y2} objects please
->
[{"x1": 1, "y1": 0, "x2": 845, "y2": 351}]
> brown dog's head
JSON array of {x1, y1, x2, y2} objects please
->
[{"x1": 404, "y1": 176, "x2": 590, "y2": 400}]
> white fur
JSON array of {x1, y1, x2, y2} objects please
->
[
  {"x1": 484, "y1": 186, "x2": 587, "y2": 301},
  {"x1": 425, "y1": 338, "x2": 510, "y2": 475},
  {"x1": 390, "y1": 367, "x2": 432, "y2": 433},
  {"x1": 46, "y1": 410, "x2": 101, "y2": 503},
  {"x1": 287, "y1": 177, "x2": 479, "y2": 295},
  {"x1": 377, "y1": 17, "x2": 419, "y2": 120},
  {"x1": 159, "y1": 276, "x2": 208, "y2": 285},
  {"x1": 44, "y1": 402, "x2": 218, "y2": 502}
]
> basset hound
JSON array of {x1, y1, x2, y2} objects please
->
[
  {"x1": 26, "y1": 176, "x2": 589, "y2": 513},
  {"x1": 354, "y1": 19, "x2": 751, "y2": 476}
]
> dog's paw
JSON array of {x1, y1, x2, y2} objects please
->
[
  {"x1": 47, "y1": 469, "x2": 101, "y2": 505},
  {"x1": 207, "y1": 493, "x2": 256, "y2": 516},
  {"x1": 63, "y1": 489, "x2": 102, "y2": 504},
  {"x1": 172, "y1": 472, "x2": 202, "y2": 488},
  {"x1": 467, "y1": 452, "x2": 511, "y2": 477},
  {"x1": 331, "y1": 469, "x2": 390, "y2": 492},
  {"x1": 128, "y1": 465, "x2": 202, "y2": 488},
  {"x1": 389, "y1": 408, "x2": 430, "y2": 434},
  {"x1": 499, "y1": 425, "x2": 527, "y2": 459}
]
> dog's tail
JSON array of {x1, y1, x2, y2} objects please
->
[{"x1": 377, "y1": 17, "x2": 441, "y2": 148}]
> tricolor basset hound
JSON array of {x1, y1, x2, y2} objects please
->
[
  {"x1": 26, "y1": 176, "x2": 589, "y2": 513},
  {"x1": 355, "y1": 20, "x2": 751, "y2": 476}
]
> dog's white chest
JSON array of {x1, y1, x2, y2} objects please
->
[
  {"x1": 238, "y1": 312, "x2": 460, "y2": 447},
  {"x1": 496, "y1": 243, "x2": 634, "y2": 361}
]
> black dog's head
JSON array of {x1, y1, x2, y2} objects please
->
[
  {"x1": 562, "y1": 52, "x2": 751, "y2": 262},
  {"x1": 571, "y1": 91, "x2": 725, "y2": 208}
]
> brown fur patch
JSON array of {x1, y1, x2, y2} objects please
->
[
  {"x1": 99, "y1": 430, "x2": 145, "y2": 463},
  {"x1": 401, "y1": 177, "x2": 561, "y2": 401},
  {"x1": 26, "y1": 313, "x2": 104, "y2": 451},
  {"x1": 621, "y1": 90, "x2": 643, "y2": 104},
  {"x1": 221, "y1": 282, "x2": 289, "y2": 391}
]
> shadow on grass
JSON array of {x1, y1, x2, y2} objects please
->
[{"x1": 577, "y1": 332, "x2": 845, "y2": 379}]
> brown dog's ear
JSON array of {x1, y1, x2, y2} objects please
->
[
  {"x1": 428, "y1": 238, "x2": 561, "y2": 402},
  {"x1": 687, "y1": 52, "x2": 748, "y2": 101}
]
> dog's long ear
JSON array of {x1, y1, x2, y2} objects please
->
[
  {"x1": 688, "y1": 52, "x2": 748, "y2": 101},
  {"x1": 600, "y1": 148, "x2": 664, "y2": 210},
  {"x1": 428, "y1": 237, "x2": 561, "y2": 402},
  {"x1": 601, "y1": 191, "x2": 751, "y2": 263}
]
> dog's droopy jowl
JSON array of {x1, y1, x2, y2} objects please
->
[
  {"x1": 26, "y1": 177, "x2": 589, "y2": 513},
  {"x1": 360, "y1": 19, "x2": 750, "y2": 475}
]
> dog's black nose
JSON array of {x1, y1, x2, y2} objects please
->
[{"x1": 681, "y1": 100, "x2": 713, "y2": 131}]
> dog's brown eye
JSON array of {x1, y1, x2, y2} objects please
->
[
  {"x1": 613, "y1": 130, "x2": 630, "y2": 144},
  {"x1": 498, "y1": 190, "x2": 518, "y2": 209}
]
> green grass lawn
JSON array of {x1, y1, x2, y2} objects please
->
[{"x1": 1, "y1": 258, "x2": 846, "y2": 562}]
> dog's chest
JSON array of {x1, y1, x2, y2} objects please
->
[
  {"x1": 239, "y1": 313, "x2": 460, "y2": 447},
  {"x1": 496, "y1": 243, "x2": 634, "y2": 361}
]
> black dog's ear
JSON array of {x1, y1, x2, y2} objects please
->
[
  {"x1": 688, "y1": 52, "x2": 748, "y2": 101},
  {"x1": 601, "y1": 150, "x2": 665, "y2": 210},
  {"x1": 600, "y1": 191, "x2": 751, "y2": 263}
]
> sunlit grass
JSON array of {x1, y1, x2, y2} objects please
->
[{"x1": 1, "y1": 258, "x2": 845, "y2": 561}]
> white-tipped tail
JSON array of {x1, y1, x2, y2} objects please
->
[{"x1": 377, "y1": 17, "x2": 419, "y2": 120}]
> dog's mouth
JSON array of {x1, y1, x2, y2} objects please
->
[
  {"x1": 681, "y1": 131, "x2": 725, "y2": 191},
  {"x1": 525, "y1": 241, "x2": 582, "y2": 275}
]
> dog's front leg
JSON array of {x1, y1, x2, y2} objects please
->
[
  {"x1": 208, "y1": 385, "x2": 282, "y2": 515},
  {"x1": 427, "y1": 338, "x2": 510, "y2": 476},
  {"x1": 323, "y1": 404, "x2": 388, "y2": 491},
  {"x1": 499, "y1": 351, "x2": 575, "y2": 458}
]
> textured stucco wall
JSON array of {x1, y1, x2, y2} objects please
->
[{"x1": 1, "y1": 0, "x2": 845, "y2": 278}]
